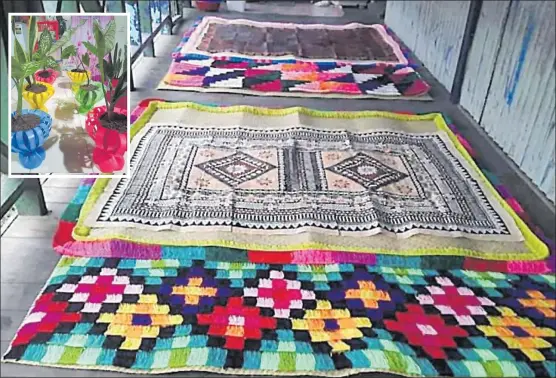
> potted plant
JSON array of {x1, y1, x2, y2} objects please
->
[
  {"x1": 194, "y1": 0, "x2": 222, "y2": 12},
  {"x1": 32, "y1": 29, "x2": 61, "y2": 85},
  {"x1": 65, "y1": 46, "x2": 102, "y2": 114},
  {"x1": 33, "y1": 19, "x2": 83, "y2": 86},
  {"x1": 12, "y1": 18, "x2": 55, "y2": 112},
  {"x1": 83, "y1": 20, "x2": 128, "y2": 173},
  {"x1": 11, "y1": 16, "x2": 53, "y2": 169}
]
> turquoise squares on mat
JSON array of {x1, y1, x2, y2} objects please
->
[
  {"x1": 469, "y1": 337, "x2": 493, "y2": 349},
  {"x1": 314, "y1": 353, "x2": 335, "y2": 370},
  {"x1": 76, "y1": 347, "x2": 102, "y2": 366},
  {"x1": 71, "y1": 323, "x2": 93, "y2": 335},
  {"x1": 162, "y1": 246, "x2": 206, "y2": 259},
  {"x1": 295, "y1": 353, "x2": 316, "y2": 370},
  {"x1": 260, "y1": 351, "x2": 280, "y2": 370},
  {"x1": 49, "y1": 333, "x2": 71, "y2": 345},
  {"x1": 48, "y1": 275, "x2": 67, "y2": 285},
  {"x1": 118, "y1": 259, "x2": 137, "y2": 269},
  {"x1": 133, "y1": 351, "x2": 154, "y2": 369},
  {"x1": 186, "y1": 347, "x2": 208, "y2": 366},
  {"x1": 97, "y1": 348, "x2": 116, "y2": 365},
  {"x1": 21, "y1": 344, "x2": 47, "y2": 362},
  {"x1": 294, "y1": 341, "x2": 313, "y2": 353},
  {"x1": 276, "y1": 330, "x2": 295, "y2": 341},
  {"x1": 345, "y1": 350, "x2": 370, "y2": 368},
  {"x1": 313, "y1": 282, "x2": 330, "y2": 291},
  {"x1": 145, "y1": 276, "x2": 163, "y2": 285},
  {"x1": 206, "y1": 347, "x2": 226, "y2": 368},
  {"x1": 151, "y1": 350, "x2": 171, "y2": 369},
  {"x1": 174, "y1": 325, "x2": 192, "y2": 337},
  {"x1": 243, "y1": 351, "x2": 261, "y2": 369},
  {"x1": 230, "y1": 279, "x2": 244, "y2": 288},
  {"x1": 155, "y1": 338, "x2": 173, "y2": 351},
  {"x1": 187, "y1": 335, "x2": 207, "y2": 348},
  {"x1": 41, "y1": 345, "x2": 65, "y2": 364},
  {"x1": 260, "y1": 340, "x2": 278, "y2": 352},
  {"x1": 84, "y1": 335, "x2": 106, "y2": 348}
]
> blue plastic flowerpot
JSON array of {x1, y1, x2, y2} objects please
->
[{"x1": 11, "y1": 109, "x2": 52, "y2": 169}]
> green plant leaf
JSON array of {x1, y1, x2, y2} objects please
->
[
  {"x1": 22, "y1": 61, "x2": 41, "y2": 79},
  {"x1": 113, "y1": 77, "x2": 126, "y2": 99},
  {"x1": 61, "y1": 45, "x2": 76, "y2": 59},
  {"x1": 45, "y1": 56, "x2": 60, "y2": 71},
  {"x1": 93, "y1": 22, "x2": 106, "y2": 58},
  {"x1": 11, "y1": 57, "x2": 24, "y2": 79},
  {"x1": 28, "y1": 16, "x2": 37, "y2": 58},
  {"x1": 49, "y1": 19, "x2": 86, "y2": 53},
  {"x1": 83, "y1": 41, "x2": 97, "y2": 57},
  {"x1": 102, "y1": 20, "x2": 116, "y2": 52},
  {"x1": 14, "y1": 38, "x2": 27, "y2": 65},
  {"x1": 82, "y1": 53, "x2": 90, "y2": 67},
  {"x1": 38, "y1": 30, "x2": 53, "y2": 55},
  {"x1": 103, "y1": 58, "x2": 114, "y2": 79}
]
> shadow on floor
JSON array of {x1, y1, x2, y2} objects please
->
[{"x1": 58, "y1": 134, "x2": 94, "y2": 173}]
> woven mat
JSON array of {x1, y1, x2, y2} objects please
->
[
  {"x1": 159, "y1": 17, "x2": 432, "y2": 99},
  {"x1": 172, "y1": 17, "x2": 409, "y2": 65},
  {"x1": 70, "y1": 102, "x2": 547, "y2": 261},
  {"x1": 3, "y1": 256, "x2": 555, "y2": 376}
]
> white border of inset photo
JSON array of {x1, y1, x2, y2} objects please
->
[{"x1": 8, "y1": 12, "x2": 130, "y2": 179}]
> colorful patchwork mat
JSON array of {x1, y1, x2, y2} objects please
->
[
  {"x1": 3, "y1": 256, "x2": 555, "y2": 376},
  {"x1": 160, "y1": 17, "x2": 431, "y2": 99},
  {"x1": 71, "y1": 102, "x2": 547, "y2": 261}
]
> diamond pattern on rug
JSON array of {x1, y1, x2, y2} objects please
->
[
  {"x1": 3, "y1": 257, "x2": 555, "y2": 376},
  {"x1": 327, "y1": 152, "x2": 408, "y2": 190},
  {"x1": 195, "y1": 151, "x2": 277, "y2": 187}
]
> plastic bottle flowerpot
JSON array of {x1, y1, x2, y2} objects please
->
[
  {"x1": 11, "y1": 109, "x2": 52, "y2": 169},
  {"x1": 195, "y1": 0, "x2": 222, "y2": 11},
  {"x1": 22, "y1": 82, "x2": 54, "y2": 112},
  {"x1": 34, "y1": 68, "x2": 59, "y2": 85},
  {"x1": 66, "y1": 69, "x2": 90, "y2": 93},
  {"x1": 75, "y1": 83, "x2": 103, "y2": 114},
  {"x1": 86, "y1": 106, "x2": 128, "y2": 173}
]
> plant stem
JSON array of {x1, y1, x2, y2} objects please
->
[{"x1": 16, "y1": 80, "x2": 23, "y2": 114}]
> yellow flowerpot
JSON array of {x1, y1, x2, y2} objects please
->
[
  {"x1": 67, "y1": 70, "x2": 91, "y2": 93},
  {"x1": 22, "y1": 82, "x2": 55, "y2": 112}
]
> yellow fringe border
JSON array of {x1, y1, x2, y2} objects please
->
[{"x1": 72, "y1": 102, "x2": 549, "y2": 262}]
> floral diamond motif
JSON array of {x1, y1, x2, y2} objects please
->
[
  {"x1": 327, "y1": 152, "x2": 408, "y2": 190},
  {"x1": 195, "y1": 151, "x2": 276, "y2": 187}
]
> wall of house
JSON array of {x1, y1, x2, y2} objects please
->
[
  {"x1": 460, "y1": 0, "x2": 555, "y2": 202},
  {"x1": 384, "y1": 1, "x2": 470, "y2": 91},
  {"x1": 385, "y1": 0, "x2": 555, "y2": 203}
]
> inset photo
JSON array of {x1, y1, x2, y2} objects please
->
[{"x1": 8, "y1": 13, "x2": 130, "y2": 176}]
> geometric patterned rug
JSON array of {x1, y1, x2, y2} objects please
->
[
  {"x1": 73, "y1": 102, "x2": 547, "y2": 261},
  {"x1": 3, "y1": 256, "x2": 555, "y2": 376},
  {"x1": 160, "y1": 17, "x2": 432, "y2": 99},
  {"x1": 2, "y1": 101, "x2": 555, "y2": 376}
]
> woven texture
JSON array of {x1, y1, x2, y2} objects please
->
[
  {"x1": 71, "y1": 103, "x2": 547, "y2": 261},
  {"x1": 3, "y1": 256, "x2": 555, "y2": 376},
  {"x1": 160, "y1": 17, "x2": 431, "y2": 99}
]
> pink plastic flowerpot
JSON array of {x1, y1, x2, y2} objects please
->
[
  {"x1": 86, "y1": 106, "x2": 128, "y2": 173},
  {"x1": 34, "y1": 68, "x2": 59, "y2": 85},
  {"x1": 195, "y1": 0, "x2": 221, "y2": 11}
]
